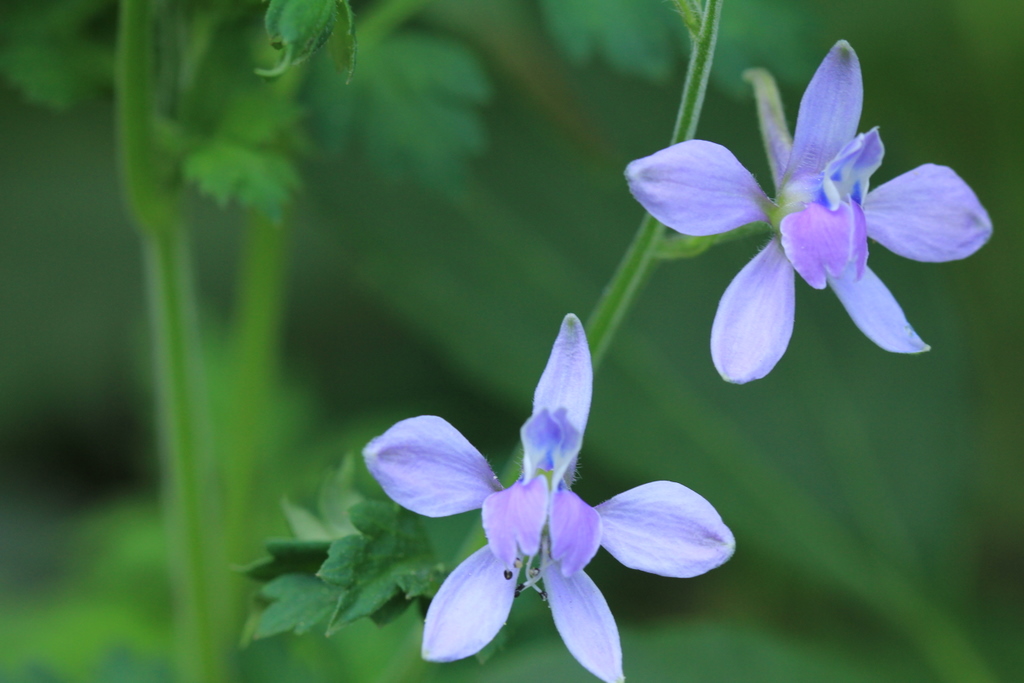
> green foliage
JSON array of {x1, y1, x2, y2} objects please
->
[
  {"x1": 306, "y1": 32, "x2": 491, "y2": 191},
  {"x1": 0, "y1": 0, "x2": 115, "y2": 109},
  {"x1": 182, "y1": 88, "x2": 304, "y2": 221},
  {"x1": 316, "y1": 501, "x2": 440, "y2": 632},
  {"x1": 327, "y1": 0, "x2": 357, "y2": 82},
  {"x1": 538, "y1": 0, "x2": 683, "y2": 81},
  {"x1": 258, "y1": 0, "x2": 339, "y2": 78},
  {"x1": 250, "y1": 501, "x2": 440, "y2": 639}
]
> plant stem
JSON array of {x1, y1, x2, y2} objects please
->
[
  {"x1": 117, "y1": 0, "x2": 228, "y2": 680},
  {"x1": 224, "y1": 212, "x2": 289, "y2": 567},
  {"x1": 585, "y1": 0, "x2": 723, "y2": 368}
]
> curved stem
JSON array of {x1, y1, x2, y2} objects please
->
[{"x1": 585, "y1": 0, "x2": 723, "y2": 368}]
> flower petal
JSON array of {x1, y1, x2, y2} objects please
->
[
  {"x1": 364, "y1": 416, "x2": 500, "y2": 517},
  {"x1": 828, "y1": 264, "x2": 929, "y2": 353},
  {"x1": 710, "y1": 239, "x2": 795, "y2": 384},
  {"x1": 625, "y1": 140, "x2": 771, "y2": 236},
  {"x1": 521, "y1": 408, "x2": 581, "y2": 479},
  {"x1": 784, "y1": 40, "x2": 863, "y2": 185},
  {"x1": 421, "y1": 546, "x2": 516, "y2": 662},
  {"x1": 780, "y1": 201, "x2": 867, "y2": 289},
  {"x1": 482, "y1": 477, "x2": 548, "y2": 569},
  {"x1": 545, "y1": 569, "x2": 624, "y2": 683},
  {"x1": 744, "y1": 67, "x2": 793, "y2": 194},
  {"x1": 533, "y1": 314, "x2": 592, "y2": 435},
  {"x1": 864, "y1": 164, "x2": 992, "y2": 262},
  {"x1": 550, "y1": 489, "x2": 602, "y2": 577},
  {"x1": 596, "y1": 481, "x2": 735, "y2": 578}
]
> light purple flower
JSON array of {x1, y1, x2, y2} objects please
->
[
  {"x1": 363, "y1": 314, "x2": 735, "y2": 682},
  {"x1": 626, "y1": 40, "x2": 992, "y2": 384}
]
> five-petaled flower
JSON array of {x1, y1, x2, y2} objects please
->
[
  {"x1": 364, "y1": 314, "x2": 735, "y2": 682},
  {"x1": 626, "y1": 40, "x2": 992, "y2": 384}
]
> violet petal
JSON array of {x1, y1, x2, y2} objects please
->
[
  {"x1": 550, "y1": 489, "x2": 602, "y2": 577},
  {"x1": 596, "y1": 481, "x2": 735, "y2": 578},
  {"x1": 626, "y1": 140, "x2": 771, "y2": 236},
  {"x1": 828, "y1": 264, "x2": 930, "y2": 353},
  {"x1": 710, "y1": 239, "x2": 796, "y2": 384},
  {"x1": 482, "y1": 477, "x2": 548, "y2": 568},
  {"x1": 784, "y1": 40, "x2": 863, "y2": 185},
  {"x1": 421, "y1": 546, "x2": 516, "y2": 662},
  {"x1": 545, "y1": 569, "x2": 624, "y2": 683},
  {"x1": 363, "y1": 416, "x2": 500, "y2": 517},
  {"x1": 864, "y1": 164, "x2": 992, "y2": 262},
  {"x1": 780, "y1": 201, "x2": 866, "y2": 289}
]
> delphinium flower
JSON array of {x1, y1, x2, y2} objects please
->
[
  {"x1": 364, "y1": 314, "x2": 735, "y2": 682},
  {"x1": 626, "y1": 40, "x2": 992, "y2": 383}
]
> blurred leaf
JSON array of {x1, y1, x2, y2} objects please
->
[
  {"x1": 306, "y1": 32, "x2": 491, "y2": 192},
  {"x1": 89, "y1": 650, "x2": 172, "y2": 683},
  {"x1": 256, "y1": 574, "x2": 341, "y2": 638},
  {"x1": 537, "y1": 0, "x2": 682, "y2": 81},
  {"x1": 317, "y1": 501, "x2": 440, "y2": 633},
  {"x1": 240, "y1": 539, "x2": 331, "y2": 581},
  {"x1": 183, "y1": 141, "x2": 299, "y2": 221},
  {"x1": 0, "y1": 0, "x2": 115, "y2": 109},
  {"x1": 713, "y1": 0, "x2": 818, "y2": 96}
]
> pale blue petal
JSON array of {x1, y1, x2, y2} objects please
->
[
  {"x1": 550, "y1": 489, "x2": 602, "y2": 577},
  {"x1": 820, "y1": 128, "x2": 884, "y2": 208},
  {"x1": 828, "y1": 264, "x2": 930, "y2": 353},
  {"x1": 364, "y1": 416, "x2": 500, "y2": 517},
  {"x1": 710, "y1": 240, "x2": 795, "y2": 384},
  {"x1": 784, "y1": 41, "x2": 863, "y2": 185},
  {"x1": 864, "y1": 164, "x2": 992, "y2": 262},
  {"x1": 521, "y1": 408, "x2": 581, "y2": 479},
  {"x1": 626, "y1": 140, "x2": 771, "y2": 236},
  {"x1": 596, "y1": 481, "x2": 735, "y2": 578},
  {"x1": 780, "y1": 201, "x2": 867, "y2": 289},
  {"x1": 421, "y1": 546, "x2": 516, "y2": 662},
  {"x1": 533, "y1": 314, "x2": 592, "y2": 436},
  {"x1": 481, "y1": 477, "x2": 548, "y2": 568},
  {"x1": 545, "y1": 570, "x2": 624, "y2": 683}
]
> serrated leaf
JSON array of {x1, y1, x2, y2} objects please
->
[
  {"x1": 306, "y1": 32, "x2": 491, "y2": 191},
  {"x1": 183, "y1": 140, "x2": 299, "y2": 221},
  {"x1": 538, "y1": 0, "x2": 682, "y2": 81},
  {"x1": 255, "y1": 574, "x2": 342, "y2": 638},
  {"x1": 317, "y1": 501, "x2": 439, "y2": 632},
  {"x1": 240, "y1": 538, "x2": 331, "y2": 581}
]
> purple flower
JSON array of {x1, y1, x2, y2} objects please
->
[
  {"x1": 364, "y1": 314, "x2": 735, "y2": 682},
  {"x1": 626, "y1": 40, "x2": 992, "y2": 384}
]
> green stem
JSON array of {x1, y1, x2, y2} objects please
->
[
  {"x1": 117, "y1": 1, "x2": 229, "y2": 680},
  {"x1": 144, "y1": 229, "x2": 229, "y2": 683},
  {"x1": 225, "y1": 212, "x2": 289, "y2": 566},
  {"x1": 585, "y1": 0, "x2": 722, "y2": 368}
]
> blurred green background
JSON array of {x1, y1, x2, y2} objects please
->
[{"x1": 1, "y1": 0, "x2": 1022, "y2": 681}]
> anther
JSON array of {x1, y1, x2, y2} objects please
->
[
  {"x1": 529, "y1": 567, "x2": 540, "y2": 578},
  {"x1": 514, "y1": 583, "x2": 525, "y2": 598},
  {"x1": 503, "y1": 569, "x2": 513, "y2": 580},
  {"x1": 513, "y1": 558, "x2": 523, "y2": 569},
  {"x1": 539, "y1": 591, "x2": 548, "y2": 601}
]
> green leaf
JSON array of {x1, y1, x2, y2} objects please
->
[
  {"x1": 538, "y1": 0, "x2": 682, "y2": 81},
  {"x1": 255, "y1": 574, "x2": 342, "y2": 638},
  {"x1": 327, "y1": 0, "x2": 357, "y2": 82},
  {"x1": 258, "y1": 0, "x2": 338, "y2": 78},
  {"x1": 317, "y1": 501, "x2": 440, "y2": 632},
  {"x1": 0, "y1": 0, "x2": 115, "y2": 109},
  {"x1": 239, "y1": 538, "x2": 332, "y2": 581},
  {"x1": 306, "y1": 32, "x2": 491, "y2": 192},
  {"x1": 183, "y1": 141, "x2": 299, "y2": 222}
]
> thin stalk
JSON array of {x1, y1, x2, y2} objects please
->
[
  {"x1": 585, "y1": 0, "x2": 723, "y2": 368},
  {"x1": 224, "y1": 212, "x2": 289, "y2": 567},
  {"x1": 117, "y1": 0, "x2": 228, "y2": 680}
]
